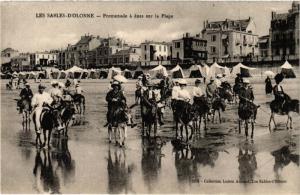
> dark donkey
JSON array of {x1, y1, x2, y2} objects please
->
[
  {"x1": 238, "y1": 101, "x2": 259, "y2": 139},
  {"x1": 16, "y1": 98, "x2": 31, "y2": 129},
  {"x1": 57, "y1": 100, "x2": 76, "y2": 137},
  {"x1": 174, "y1": 100, "x2": 196, "y2": 142},
  {"x1": 140, "y1": 92, "x2": 159, "y2": 138},
  {"x1": 269, "y1": 96, "x2": 299, "y2": 130},
  {"x1": 192, "y1": 96, "x2": 210, "y2": 133},
  {"x1": 32, "y1": 104, "x2": 56, "y2": 148}
]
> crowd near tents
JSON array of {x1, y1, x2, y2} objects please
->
[{"x1": 1, "y1": 61, "x2": 297, "y2": 80}]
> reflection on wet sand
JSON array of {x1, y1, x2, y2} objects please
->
[
  {"x1": 238, "y1": 142, "x2": 257, "y2": 183},
  {"x1": 271, "y1": 145, "x2": 299, "y2": 180},
  {"x1": 107, "y1": 146, "x2": 135, "y2": 194},
  {"x1": 52, "y1": 138, "x2": 76, "y2": 185},
  {"x1": 141, "y1": 137, "x2": 165, "y2": 192},
  {"x1": 32, "y1": 137, "x2": 75, "y2": 193},
  {"x1": 172, "y1": 139, "x2": 220, "y2": 184},
  {"x1": 33, "y1": 149, "x2": 60, "y2": 194}
]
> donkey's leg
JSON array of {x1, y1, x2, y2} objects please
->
[
  {"x1": 47, "y1": 130, "x2": 52, "y2": 148},
  {"x1": 212, "y1": 110, "x2": 215, "y2": 123},
  {"x1": 42, "y1": 129, "x2": 47, "y2": 147},
  {"x1": 245, "y1": 120, "x2": 249, "y2": 138},
  {"x1": 218, "y1": 109, "x2": 221, "y2": 123},
  {"x1": 251, "y1": 119, "x2": 254, "y2": 139},
  {"x1": 238, "y1": 119, "x2": 241, "y2": 134},
  {"x1": 290, "y1": 114, "x2": 293, "y2": 129},
  {"x1": 108, "y1": 125, "x2": 112, "y2": 143},
  {"x1": 268, "y1": 113, "x2": 273, "y2": 132},
  {"x1": 272, "y1": 114, "x2": 277, "y2": 128},
  {"x1": 188, "y1": 124, "x2": 194, "y2": 140},
  {"x1": 286, "y1": 115, "x2": 290, "y2": 130}
]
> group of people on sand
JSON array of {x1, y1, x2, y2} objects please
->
[{"x1": 18, "y1": 79, "x2": 84, "y2": 134}]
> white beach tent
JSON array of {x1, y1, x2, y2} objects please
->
[
  {"x1": 45, "y1": 67, "x2": 60, "y2": 79},
  {"x1": 200, "y1": 63, "x2": 210, "y2": 78},
  {"x1": 170, "y1": 64, "x2": 185, "y2": 78},
  {"x1": 189, "y1": 65, "x2": 203, "y2": 78},
  {"x1": 224, "y1": 66, "x2": 231, "y2": 77},
  {"x1": 231, "y1": 62, "x2": 256, "y2": 77},
  {"x1": 107, "y1": 67, "x2": 122, "y2": 79},
  {"x1": 122, "y1": 69, "x2": 133, "y2": 79},
  {"x1": 209, "y1": 62, "x2": 225, "y2": 78},
  {"x1": 149, "y1": 65, "x2": 168, "y2": 79},
  {"x1": 280, "y1": 60, "x2": 296, "y2": 78},
  {"x1": 66, "y1": 65, "x2": 84, "y2": 79}
]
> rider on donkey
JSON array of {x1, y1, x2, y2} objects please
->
[
  {"x1": 273, "y1": 73, "x2": 289, "y2": 111},
  {"x1": 31, "y1": 84, "x2": 53, "y2": 134},
  {"x1": 142, "y1": 83, "x2": 165, "y2": 126},
  {"x1": 106, "y1": 81, "x2": 127, "y2": 129},
  {"x1": 238, "y1": 79, "x2": 255, "y2": 109},
  {"x1": 235, "y1": 73, "x2": 244, "y2": 85},
  {"x1": 49, "y1": 81, "x2": 65, "y2": 131},
  {"x1": 19, "y1": 82, "x2": 33, "y2": 112},
  {"x1": 193, "y1": 79, "x2": 205, "y2": 104},
  {"x1": 176, "y1": 79, "x2": 191, "y2": 109}
]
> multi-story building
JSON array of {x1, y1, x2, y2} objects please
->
[
  {"x1": 172, "y1": 33, "x2": 207, "y2": 64},
  {"x1": 57, "y1": 49, "x2": 66, "y2": 69},
  {"x1": 75, "y1": 34, "x2": 103, "y2": 68},
  {"x1": 30, "y1": 51, "x2": 58, "y2": 69},
  {"x1": 65, "y1": 44, "x2": 77, "y2": 69},
  {"x1": 1, "y1": 48, "x2": 19, "y2": 72},
  {"x1": 202, "y1": 17, "x2": 259, "y2": 63},
  {"x1": 11, "y1": 53, "x2": 31, "y2": 71},
  {"x1": 109, "y1": 46, "x2": 141, "y2": 67},
  {"x1": 269, "y1": 1, "x2": 299, "y2": 60},
  {"x1": 140, "y1": 41, "x2": 172, "y2": 66},
  {"x1": 258, "y1": 35, "x2": 271, "y2": 58},
  {"x1": 95, "y1": 37, "x2": 125, "y2": 67}
]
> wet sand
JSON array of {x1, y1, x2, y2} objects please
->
[{"x1": 1, "y1": 77, "x2": 300, "y2": 194}]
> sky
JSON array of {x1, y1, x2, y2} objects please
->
[{"x1": 1, "y1": 1, "x2": 293, "y2": 53}]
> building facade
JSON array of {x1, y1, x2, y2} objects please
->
[
  {"x1": 11, "y1": 53, "x2": 31, "y2": 71},
  {"x1": 1, "y1": 48, "x2": 19, "y2": 64},
  {"x1": 258, "y1": 35, "x2": 271, "y2": 58},
  {"x1": 140, "y1": 41, "x2": 172, "y2": 66},
  {"x1": 202, "y1": 17, "x2": 259, "y2": 63},
  {"x1": 74, "y1": 35, "x2": 102, "y2": 68},
  {"x1": 108, "y1": 46, "x2": 141, "y2": 67},
  {"x1": 172, "y1": 33, "x2": 207, "y2": 63},
  {"x1": 269, "y1": 2, "x2": 299, "y2": 60},
  {"x1": 95, "y1": 37, "x2": 125, "y2": 67},
  {"x1": 30, "y1": 51, "x2": 58, "y2": 69}
]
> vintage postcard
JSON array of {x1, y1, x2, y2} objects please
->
[{"x1": 1, "y1": 1, "x2": 299, "y2": 194}]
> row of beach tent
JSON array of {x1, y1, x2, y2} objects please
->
[{"x1": 5, "y1": 61, "x2": 296, "y2": 80}]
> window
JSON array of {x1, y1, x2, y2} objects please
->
[
  {"x1": 159, "y1": 46, "x2": 161, "y2": 52},
  {"x1": 210, "y1": 46, "x2": 216, "y2": 53},
  {"x1": 211, "y1": 35, "x2": 216, "y2": 42},
  {"x1": 144, "y1": 54, "x2": 147, "y2": 60},
  {"x1": 144, "y1": 45, "x2": 147, "y2": 50},
  {"x1": 175, "y1": 42, "x2": 181, "y2": 48},
  {"x1": 164, "y1": 46, "x2": 166, "y2": 52}
]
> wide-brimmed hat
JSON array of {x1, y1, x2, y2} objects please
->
[
  {"x1": 243, "y1": 79, "x2": 250, "y2": 84},
  {"x1": 111, "y1": 81, "x2": 120, "y2": 87},
  {"x1": 25, "y1": 82, "x2": 30, "y2": 86},
  {"x1": 75, "y1": 83, "x2": 80, "y2": 87},
  {"x1": 210, "y1": 77, "x2": 215, "y2": 81},
  {"x1": 38, "y1": 84, "x2": 46, "y2": 89},
  {"x1": 138, "y1": 75, "x2": 143, "y2": 79},
  {"x1": 195, "y1": 79, "x2": 201, "y2": 84},
  {"x1": 216, "y1": 74, "x2": 222, "y2": 78},
  {"x1": 58, "y1": 82, "x2": 65, "y2": 88},
  {"x1": 178, "y1": 79, "x2": 187, "y2": 85},
  {"x1": 50, "y1": 80, "x2": 58, "y2": 85}
]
